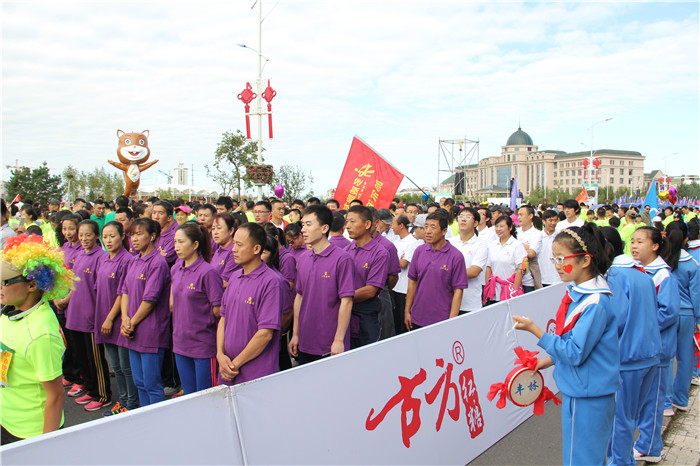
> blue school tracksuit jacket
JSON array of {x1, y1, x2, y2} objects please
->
[
  {"x1": 687, "y1": 240, "x2": 700, "y2": 265},
  {"x1": 674, "y1": 250, "x2": 700, "y2": 324},
  {"x1": 644, "y1": 257, "x2": 680, "y2": 365},
  {"x1": 606, "y1": 255, "x2": 661, "y2": 370}
]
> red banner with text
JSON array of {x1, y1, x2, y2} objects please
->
[{"x1": 335, "y1": 137, "x2": 404, "y2": 209}]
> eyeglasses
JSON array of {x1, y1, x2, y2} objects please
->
[
  {"x1": 458, "y1": 215, "x2": 474, "y2": 221},
  {"x1": 550, "y1": 253, "x2": 591, "y2": 266},
  {"x1": 1, "y1": 277, "x2": 29, "y2": 286}
]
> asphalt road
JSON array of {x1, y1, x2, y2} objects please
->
[{"x1": 63, "y1": 374, "x2": 563, "y2": 465}]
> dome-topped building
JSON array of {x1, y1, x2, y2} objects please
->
[{"x1": 506, "y1": 126, "x2": 534, "y2": 146}]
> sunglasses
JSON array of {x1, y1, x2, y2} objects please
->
[{"x1": 1, "y1": 277, "x2": 29, "y2": 286}]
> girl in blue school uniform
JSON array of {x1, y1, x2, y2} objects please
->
[
  {"x1": 661, "y1": 222, "x2": 700, "y2": 414},
  {"x1": 600, "y1": 227, "x2": 661, "y2": 466},
  {"x1": 629, "y1": 226, "x2": 680, "y2": 463},
  {"x1": 685, "y1": 218, "x2": 700, "y2": 385},
  {"x1": 513, "y1": 224, "x2": 620, "y2": 466}
]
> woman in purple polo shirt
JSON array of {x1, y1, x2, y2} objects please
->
[
  {"x1": 53, "y1": 213, "x2": 83, "y2": 394},
  {"x1": 262, "y1": 234, "x2": 294, "y2": 370},
  {"x1": 96, "y1": 221, "x2": 138, "y2": 415},
  {"x1": 171, "y1": 222, "x2": 223, "y2": 395},
  {"x1": 211, "y1": 212, "x2": 239, "y2": 287},
  {"x1": 284, "y1": 223, "x2": 308, "y2": 260},
  {"x1": 120, "y1": 218, "x2": 172, "y2": 407},
  {"x1": 64, "y1": 220, "x2": 111, "y2": 412}
]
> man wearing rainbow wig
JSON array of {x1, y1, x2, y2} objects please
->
[{"x1": 1, "y1": 234, "x2": 75, "y2": 444}]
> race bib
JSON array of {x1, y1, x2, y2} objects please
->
[{"x1": 1, "y1": 342, "x2": 15, "y2": 388}]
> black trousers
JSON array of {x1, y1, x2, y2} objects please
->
[
  {"x1": 391, "y1": 291, "x2": 407, "y2": 335},
  {"x1": 71, "y1": 330, "x2": 111, "y2": 403},
  {"x1": 56, "y1": 312, "x2": 81, "y2": 385}
]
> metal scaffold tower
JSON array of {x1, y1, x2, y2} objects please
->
[{"x1": 437, "y1": 137, "x2": 480, "y2": 199}]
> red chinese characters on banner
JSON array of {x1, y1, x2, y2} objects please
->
[
  {"x1": 365, "y1": 342, "x2": 484, "y2": 448},
  {"x1": 335, "y1": 137, "x2": 404, "y2": 209}
]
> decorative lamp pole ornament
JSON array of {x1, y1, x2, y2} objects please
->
[
  {"x1": 582, "y1": 159, "x2": 589, "y2": 184},
  {"x1": 593, "y1": 158, "x2": 601, "y2": 182},
  {"x1": 262, "y1": 79, "x2": 277, "y2": 139},
  {"x1": 237, "y1": 82, "x2": 257, "y2": 139}
]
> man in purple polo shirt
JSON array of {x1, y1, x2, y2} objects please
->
[
  {"x1": 369, "y1": 207, "x2": 400, "y2": 340},
  {"x1": 404, "y1": 211, "x2": 468, "y2": 330},
  {"x1": 288, "y1": 205, "x2": 354, "y2": 365},
  {"x1": 217, "y1": 223, "x2": 282, "y2": 385},
  {"x1": 328, "y1": 211, "x2": 352, "y2": 250},
  {"x1": 151, "y1": 200, "x2": 177, "y2": 267},
  {"x1": 346, "y1": 205, "x2": 389, "y2": 348}
]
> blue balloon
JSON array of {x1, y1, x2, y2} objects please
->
[{"x1": 422, "y1": 192, "x2": 430, "y2": 202}]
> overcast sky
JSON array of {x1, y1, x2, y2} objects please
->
[{"x1": 2, "y1": 1, "x2": 698, "y2": 197}]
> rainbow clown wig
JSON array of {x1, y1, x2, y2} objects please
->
[{"x1": 1, "y1": 234, "x2": 76, "y2": 300}]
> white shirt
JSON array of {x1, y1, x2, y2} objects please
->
[
  {"x1": 539, "y1": 229, "x2": 562, "y2": 285},
  {"x1": 477, "y1": 226, "x2": 497, "y2": 245},
  {"x1": 487, "y1": 236, "x2": 527, "y2": 301},
  {"x1": 516, "y1": 225, "x2": 542, "y2": 287},
  {"x1": 450, "y1": 233, "x2": 488, "y2": 312},
  {"x1": 393, "y1": 234, "x2": 420, "y2": 294},
  {"x1": 555, "y1": 217, "x2": 584, "y2": 233},
  {"x1": 383, "y1": 229, "x2": 398, "y2": 243}
]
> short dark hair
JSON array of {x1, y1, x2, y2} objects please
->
[
  {"x1": 519, "y1": 205, "x2": 535, "y2": 217},
  {"x1": 254, "y1": 200, "x2": 272, "y2": 212},
  {"x1": 331, "y1": 212, "x2": 346, "y2": 232},
  {"x1": 461, "y1": 207, "x2": 481, "y2": 223},
  {"x1": 563, "y1": 199, "x2": 581, "y2": 214},
  {"x1": 93, "y1": 199, "x2": 105, "y2": 206},
  {"x1": 216, "y1": 196, "x2": 234, "y2": 211},
  {"x1": 308, "y1": 197, "x2": 321, "y2": 205},
  {"x1": 200, "y1": 203, "x2": 217, "y2": 216},
  {"x1": 115, "y1": 195, "x2": 130, "y2": 209},
  {"x1": 326, "y1": 199, "x2": 340, "y2": 209},
  {"x1": 132, "y1": 217, "x2": 161, "y2": 241},
  {"x1": 302, "y1": 205, "x2": 333, "y2": 237},
  {"x1": 292, "y1": 199, "x2": 305, "y2": 208},
  {"x1": 153, "y1": 200, "x2": 174, "y2": 217},
  {"x1": 394, "y1": 215, "x2": 410, "y2": 229},
  {"x1": 426, "y1": 211, "x2": 448, "y2": 230},
  {"x1": 349, "y1": 199, "x2": 364, "y2": 206},
  {"x1": 347, "y1": 205, "x2": 372, "y2": 224},
  {"x1": 115, "y1": 207, "x2": 135, "y2": 219},
  {"x1": 238, "y1": 222, "x2": 267, "y2": 253},
  {"x1": 542, "y1": 209, "x2": 558, "y2": 221}
]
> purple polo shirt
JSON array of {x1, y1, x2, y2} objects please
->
[
  {"x1": 155, "y1": 223, "x2": 177, "y2": 266},
  {"x1": 268, "y1": 264, "x2": 293, "y2": 316},
  {"x1": 291, "y1": 245, "x2": 309, "y2": 261},
  {"x1": 211, "y1": 243, "x2": 235, "y2": 279},
  {"x1": 408, "y1": 241, "x2": 469, "y2": 327},
  {"x1": 279, "y1": 250, "x2": 297, "y2": 286},
  {"x1": 66, "y1": 246, "x2": 107, "y2": 333},
  {"x1": 296, "y1": 243, "x2": 355, "y2": 355},
  {"x1": 348, "y1": 238, "x2": 389, "y2": 294},
  {"x1": 219, "y1": 262, "x2": 281, "y2": 385},
  {"x1": 94, "y1": 248, "x2": 135, "y2": 345},
  {"x1": 119, "y1": 248, "x2": 172, "y2": 353},
  {"x1": 329, "y1": 234, "x2": 352, "y2": 251},
  {"x1": 61, "y1": 241, "x2": 82, "y2": 270},
  {"x1": 171, "y1": 256, "x2": 224, "y2": 358},
  {"x1": 373, "y1": 234, "x2": 401, "y2": 276}
]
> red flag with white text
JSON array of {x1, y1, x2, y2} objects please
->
[{"x1": 335, "y1": 137, "x2": 404, "y2": 209}]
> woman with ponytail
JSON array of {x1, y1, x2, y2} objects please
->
[
  {"x1": 170, "y1": 222, "x2": 223, "y2": 395},
  {"x1": 600, "y1": 226, "x2": 661, "y2": 465},
  {"x1": 629, "y1": 226, "x2": 680, "y2": 462},
  {"x1": 661, "y1": 221, "x2": 700, "y2": 414},
  {"x1": 513, "y1": 223, "x2": 620, "y2": 466}
]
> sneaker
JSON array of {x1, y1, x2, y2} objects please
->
[
  {"x1": 103, "y1": 402, "x2": 121, "y2": 417},
  {"x1": 84, "y1": 400, "x2": 109, "y2": 412},
  {"x1": 104, "y1": 405, "x2": 129, "y2": 416},
  {"x1": 164, "y1": 386, "x2": 180, "y2": 396},
  {"x1": 67, "y1": 384, "x2": 86, "y2": 397},
  {"x1": 663, "y1": 408, "x2": 675, "y2": 417},
  {"x1": 75, "y1": 394, "x2": 93, "y2": 405},
  {"x1": 171, "y1": 389, "x2": 184, "y2": 399},
  {"x1": 671, "y1": 402, "x2": 689, "y2": 412},
  {"x1": 691, "y1": 376, "x2": 700, "y2": 386},
  {"x1": 633, "y1": 449, "x2": 664, "y2": 463},
  {"x1": 62, "y1": 378, "x2": 72, "y2": 388}
]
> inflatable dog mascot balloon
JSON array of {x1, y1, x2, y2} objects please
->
[{"x1": 108, "y1": 130, "x2": 158, "y2": 196}]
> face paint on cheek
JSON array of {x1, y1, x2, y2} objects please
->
[{"x1": 563, "y1": 264, "x2": 573, "y2": 274}]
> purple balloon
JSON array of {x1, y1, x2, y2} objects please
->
[
  {"x1": 274, "y1": 184, "x2": 284, "y2": 198},
  {"x1": 669, "y1": 186, "x2": 677, "y2": 197}
]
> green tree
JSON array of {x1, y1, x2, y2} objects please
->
[
  {"x1": 677, "y1": 182, "x2": 700, "y2": 201},
  {"x1": 63, "y1": 166, "x2": 127, "y2": 201},
  {"x1": 6, "y1": 162, "x2": 64, "y2": 205},
  {"x1": 269, "y1": 163, "x2": 314, "y2": 205},
  {"x1": 206, "y1": 130, "x2": 259, "y2": 197}
]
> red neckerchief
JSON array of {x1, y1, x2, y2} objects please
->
[{"x1": 554, "y1": 291, "x2": 575, "y2": 336}]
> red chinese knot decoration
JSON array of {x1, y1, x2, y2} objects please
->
[
  {"x1": 237, "y1": 82, "x2": 257, "y2": 139},
  {"x1": 262, "y1": 79, "x2": 276, "y2": 139}
]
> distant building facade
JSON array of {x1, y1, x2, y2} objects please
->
[
  {"x1": 454, "y1": 127, "x2": 646, "y2": 198},
  {"x1": 174, "y1": 163, "x2": 189, "y2": 185}
]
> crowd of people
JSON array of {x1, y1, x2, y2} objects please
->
[{"x1": 1, "y1": 192, "x2": 699, "y2": 465}]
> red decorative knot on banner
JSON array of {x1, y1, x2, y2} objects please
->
[
  {"x1": 237, "y1": 82, "x2": 257, "y2": 139},
  {"x1": 487, "y1": 347, "x2": 561, "y2": 416},
  {"x1": 261, "y1": 80, "x2": 276, "y2": 139},
  {"x1": 365, "y1": 346, "x2": 484, "y2": 448}
]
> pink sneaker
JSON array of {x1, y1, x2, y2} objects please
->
[
  {"x1": 663, "y1": 408, "x2": 675, "y2": 417},
  {"x1": 62, "y1": 378, "x2": 72, "y2": 388},
  {"x1": 67, "y1": 384, "x2": 86, "y2": 397},
  {"x1": 84, "y1": 400, "x2": 109, "y2": 412},
  {"x1": 75, "y1": 394, "x2": 93, "y2": 405}
]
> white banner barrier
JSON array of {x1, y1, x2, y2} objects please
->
[{"x1": 2, "y1": 284, "x2": 565, "y2": 465}]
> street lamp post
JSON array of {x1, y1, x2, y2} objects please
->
[{"x1": 587, "y1": 118, "x2": 612, "y2": 204}]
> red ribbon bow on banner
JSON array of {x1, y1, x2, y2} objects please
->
[{"x1": 488, "y1": 346, "x2": 561, "y2": 416}]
